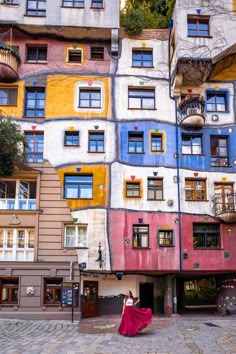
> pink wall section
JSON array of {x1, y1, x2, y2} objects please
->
[
  {"x1": 10, "y1": 29, "x2": 111, "y2": 77},
  {"x1": 181, "y1": 215, "x2": 236, "y2": 271},
  {"x1": 109, "y1": 210, "x2": 180, "y2": 272}
]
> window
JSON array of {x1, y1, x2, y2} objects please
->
[
  {"x1": 67, "y1": 49, "x2": 82, "y2": 64},
  {"x1": 64, "y1": 175, "x2": 93, "y2": 199},
  {"x1": 187, "y1": 16, "x2": 210, "y2": 37},
  {"x1": 206, "y1": 91, "x2": 228, "y2": 112},
  {"x1": 44, "y1": 278, "x2": 62, "y2": 305},
  {"x1": 26, "y1": 0, "x2": 46, "y2": 16},
  {"x1": 26, "y1": 46, "x2": 47, "y2": 63},
  {"x1": 193, "y1": 223, "x2": 220, "y2": 249},
  {"x1": 91, "y1": 0, "x2": 103, "y2": 8},
  {"x1": 64, "y1": 131, "x2": 79, "y2": 146},
  {"x1": 0, "y1": 228, "x2": 34, "y2": 261},
  {"x1": 25, "y1": 88, "x2": 45, "y2": 117},
  {"x1": 62, "y1": 0, "x2": 84, "y2": 6},
  {"x1": 79, "y1": 88, "x2": 101, "y2": 108},
  {"x1": 0, "y1": 278, "x2": 19, "y2": 305},
  {"x1": 185, "y1": 179, "x2": 207, "y2": 201},
  {"x1": 151, "y1": 133, "x2": 163, "y2": 152},
  {"x1": 147, "y1": 178, "x2": 163, "y2": 200},
  {"x1": 0, "y1": 88, "x2": 17, "y2": 106},
  {"x1": 128, "y1": 88, "x2": 155, "y2": 109},
  {"x1": 128, "y1": 132, "x2": 144, "y2": 153},
  {"x1": 182, "y1": 134, "x2": 202, "y2": 155},
  {"x1": 2, "y1": 0, "x2": 19, "y2": 4},
  {"x1": 0, "y1": 179, "x2": 37, "y2": 210},
  {"x1": 132, "y1": 49, "x2": 153, "y2": 67},
  {"x1": 210, "y1": 136, "x2": 229, "y2": 167},
  {"x1": 91, "y1": 47, "x2": 104, "y2": 60},
  {"x1": 88, "y1": 132, "x2": 104, "y2": 152},
  {"x1": 133, "y1": 225, "x2": 149, "y2": 249},
  {"x1": 65, "y1": 225, "x2": 88, "y2": 248},
  {"x1": 25, "y1": 132, "x2": 44, "y2": 162},
  {"x1": 158, "y1": 230, "x2": 174, "y2": 247},
  {"x1": 126, "y1": 182, "x2": 140, "y2": 197}
]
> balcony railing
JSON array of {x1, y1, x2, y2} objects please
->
[
  {"x1": 0, "y1": 42, "x2": 20, "y2": 82},
  {"x1": 0, "y1": 199, "x2": 36, "y2": 210},
  {"x1": 211, "y1": 193, "x2": 236, "y2": 223},
  {"x1": 178, "y1": 95, "x2": 206, "y2": 128}
]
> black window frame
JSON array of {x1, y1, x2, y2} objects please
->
[
  {"x1": 128, "y1": 132, "x2": 144, "y2": 154},
  {"x1": 24, "y1": 87, "x2": 45, "y2": 117},
  {"x1": 64, "y1": 175, "x2": 93, "y2": 199},
  {"x1": 158, "y1": 229, "x2": 174, "y2": 247},
  {"x1": 210, "y1": 136, "x2": 229, "y2": 167},
  {"x1": 193, "y1": 223, "x2": 220, "y2": 249},
  {"x1": 88, "y1": 131, "x2": 104, "y2": 152},
  {"x1": 181, "y1": 134, "x2": 203, "y2": 155},
  {"x1": 2, "y1": 0, "x2": 19, "y2": 4},
  {"x1": 147, "y1": 178, "x2": 163, "y2": 200},
  {"x1": 132, "y1": 49, "x2": 153, "y2": 67},
  {"x1": 128, "y1": 88, "x2": 155, "y2": 109},
  {"x1": 91, "y1": 0, "x2": 103, "y2": 8},
  {"x1": 64, "y1": 131, "x2": 80, "y2": 146},
  {"x1": 26, "y1": 0, "x2": 46, "y2": 16},
  {"x1": 26, "y1": 45, "x2": 47, "y2": 63},
  {"x1": 0, "y1": 87, "x2": 17, "y2": 106},
  {"x1": 187, "y1": 15, "x2": 210, "y2": 37},
  {"x1": 90, "y1": 46, "x2": 104, "y2": 60},
  {"x1": 133, "y1": 225, "x2": 149, "y2": 249},
  {"x1": 67, "y1": 49, "x2": 82, "y2": 63},
  {"x1": 126, "y1": 181, "x2": 141, "y2": 198}
]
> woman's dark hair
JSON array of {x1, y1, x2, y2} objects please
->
[{"x1": 125, "y1": 290, "x2": 134, "y2": 301}]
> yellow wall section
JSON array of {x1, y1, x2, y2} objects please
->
[
  {"x1": 0, "y1": 82, "x2": 24, "y2": 118},
  {"x1": 123, "y1": 179, "x2": 143, "y2": 200},
  {"x1": 46, "y1": 75, "x2": 111, "y2": 118},
  {"x1": 57, "y1": 165, "x2": 109, "y2": 209},
  {"x1": 233, "y1": 0, "x2": 236, "y2": 11},
  {"x1": 210, "y1": 64, "x2": 236, "y2": 81}
]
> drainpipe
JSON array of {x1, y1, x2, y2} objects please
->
[{"x1": 168, "y1": 19, "x2": 183, "y2": 313}]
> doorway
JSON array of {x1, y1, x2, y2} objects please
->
[
  {"x1": 139, "y1": 282, "x2": 154, "y2": 311},
  {"x1": 82, "y1": 281, "x2": 98, "y2": 318}
]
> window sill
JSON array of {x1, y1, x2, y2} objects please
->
[
  {"x1": 23, "y1": 116, "x2": 45, "y2": 119},
  {"x1": 147, "y1": 199, "x2": 164, "y2": 201},
  {"x1": 25, "y1": 61, "x2": 47, "y2": 64},
  {"x1": 64, "y1": 247, "x2": 88, "y2": 250},
  {"x1": 87, "y1": 151, "x2": 105, "y2": 153},
  {"x1": 206, "y1": 110, "x2": 229, "y2": 113},
  {"x1": 132, "y1": 66, "x2": 154, "y2": 69},
  {"x1": 1, "y1": 3, "x2": 19, "y2": 6},
  {"x1": 64, "y1": 145, "x2": 80, "y2": 147},
  {"x1": 128, "y1": 152, "x2": 145, "y2": 154},
  {"x1": 90, "y1": 58, "x2": 104, "y2": 61},
  {"x1": 61, "y1": 6, "x2": 84, "y2": 9},
  {"x1": 126, "y1": 196, "x2": 141, "y2": 199},
  {"x1": 128, "y1": 108, "x2": 157, "y2": 111},
  {"x1": 187, "y1": 35, "x2": 213, "y2": 39},
  {"x1": 132, "y1": 247, "x2": 150, "y2": 250},
  {"x1": 43, "y1": 304, "x2": 62, "y2": 307},
  {"x1": 211, "y1": 165, "x2": 232, "y2": 168},
  {"x1": 185, "y1": 199, "x2": 209, "y2": 202},
  {"x1": 151, "y1": 150, "x2": 164, "y2": 153},
  {"x1": 181, "y1": 154, "x2": 205, "y2": 156},
  {"x1": 24, "y1": 14, "x2": 46, "y2": 17},
  {"x1": 78, "y1": 107, "x2": 102, "y2": 109},
  {"x1": 159, "y1": 245, "x2": 174, "y2": 248},
  {"x1": 0, "y1": 104, "x2": 17, "y2": 107},
  {"x1": 193, "y1": 247, "x2": 222, "y2": 250},
  {"x1": 90, "y1": 7, "x2": 104, "y2": 10}
]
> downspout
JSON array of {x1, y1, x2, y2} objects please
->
[{"x1": 168, "y1": 20, "x2": 182, "y2": 276}]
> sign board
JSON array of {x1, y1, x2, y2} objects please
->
[{"x1": 62, "y1": 282, "x2": 79, "y2": 307}]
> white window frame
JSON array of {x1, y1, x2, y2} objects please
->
[
  {"x1": 74, "y1": 81, "x2": 104, "y2": 113},
  {"x1": 0, "y1": 179, "x2": 37, "y2": 210},
  {"x1": 0, "y1": 228, "x2": 34, "y2": 261},
  {"x1": 64, "y1": 225, "x2": 88, "y2": 248}
]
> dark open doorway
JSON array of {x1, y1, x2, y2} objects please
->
[{"x1": 139, "y1": 282, "x2": 154, "y2": 311}]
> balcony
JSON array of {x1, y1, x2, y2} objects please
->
[
  {"x1": 178, "y1": 95, "x2": 206, "y2": 129},
  {"x1": 211, "y1": 193, "x2": 236, "y2": 223},
  {"x1": 0, "y1": 42, "x2": 20, "y2": 82}
]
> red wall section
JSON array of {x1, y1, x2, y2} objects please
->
[
  {"x1": 109, "y1": 210, "x2": 180, "y2": 272},
  {"x1": 181, "y1": 214, "x2": 236, "y2": 271}
]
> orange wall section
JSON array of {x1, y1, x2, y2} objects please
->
[
  {"x1": 0, "y1": 82, "x2": 24, "y2": 118},
  {"x1": 46, "y1": 75, "x2": 111, "y2": 118},
  {"x1": 56, "y1": 165, "x2": 109, "y2": 209}
]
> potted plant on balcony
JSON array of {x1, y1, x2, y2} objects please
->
[
  {"x1": 0, "y1": 42, "x2": 21, "y2": 63},
  {"x1": 0, "y1": 115, "x2": 26, "y2": 176}
]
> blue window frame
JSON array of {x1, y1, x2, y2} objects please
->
[
  {"x1": 26, "y1": 0, "x2": 46, "y2": 16},
  {"x1": 25, "y1": 132, "x2": 44, "y2": 163},
  {"x1": 64, "y1": 175, "x2": 93, "y2": 199},
  {"x1": 25, "y1": 88, "x2": 45, "y2": 117},
  {"x1": 62, "y1": 0, "x2": 84, "y2": 7},
  {"x1": 132, "y1": 50, "x2": 153, "y2": 67},
  {"x1": 187, "y1": 17, "x2": 209, "y2": 37},
  {"x1": 64, "y1": 131, "x2": 79, "y2": 146},
  {"x1": 88, "y1": 132, "x2": 104, "y2": 152},
  {"x1": 206, "y1": 91, "x2": 228, "y2": 112}
]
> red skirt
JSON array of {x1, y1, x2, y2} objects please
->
[{"x1": 118, "y1": 306, "x2": 152, "y2": 336}]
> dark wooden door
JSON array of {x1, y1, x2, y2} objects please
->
[
  {"x1": 139, "y1": 282, "x2": 154, "y2": 311},
  {"x1": 82, "y1": 281, "x2": 98, "y2": 318}
]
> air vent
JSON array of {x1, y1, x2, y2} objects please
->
[
  {"x1": 124, "y1": 238, "x2": 130, "y2": 245},
  {"x1": 183, "y1": 252, "x2": 188, "y2": 260},
  {"x1": 224, "y1": 251, "x2": 230, "y2": 259}
]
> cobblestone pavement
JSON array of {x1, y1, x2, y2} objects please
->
[{"x1": 0, "y1": 315, "x2": 236, "y2": 354}]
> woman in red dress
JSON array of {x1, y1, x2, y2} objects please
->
[{"x1": 118, "y1": 290, "x2": 152, "y2": 336}]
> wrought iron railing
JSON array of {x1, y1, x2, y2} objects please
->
[
  {"x1": 178, "y1": 95, "x2": 206, "y2": 126},
  {"x1": 211, "y1": 193, "x2": 236, "y2": 217}
]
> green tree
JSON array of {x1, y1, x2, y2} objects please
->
[
  {"x1": 120, "y1": 0, "x2": 175, "y2": 34},
  {"x1": 0, "y1": 116, "x2": 26, "y2": 176}
]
